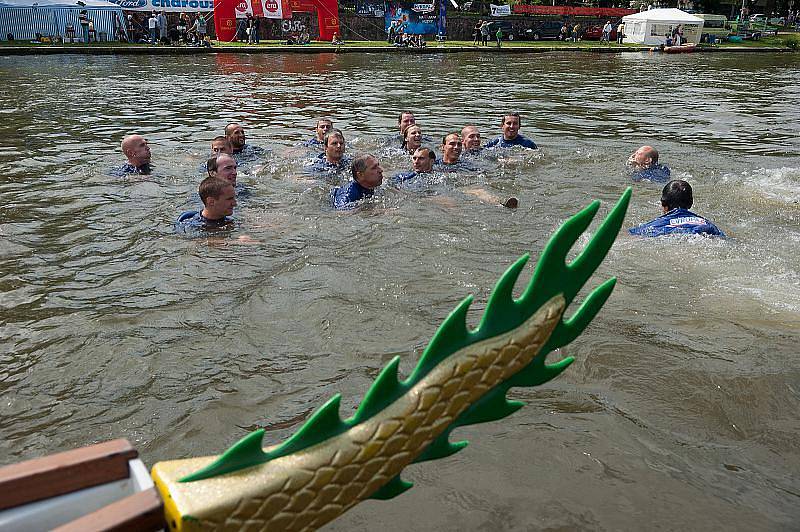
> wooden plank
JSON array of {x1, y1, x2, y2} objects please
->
[
  {"x1": 0, "y1": 439, "x2": 138, "y2": 511},
  {"x1": 53, "y1": 487, "x2": 165, "y2": 532}
]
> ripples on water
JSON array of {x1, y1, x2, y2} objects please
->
[{"x1": 0, "y1": 52, "x2": 798, "y2": 530}]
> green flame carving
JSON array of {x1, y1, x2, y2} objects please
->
[{"x1": 181, "y1": 188, "x2": 632, "y2": 488}]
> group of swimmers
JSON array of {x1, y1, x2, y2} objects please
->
[{"x1": 116, "y1": 111, "x2": 723, "y2": 239}]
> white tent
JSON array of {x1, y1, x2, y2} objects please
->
[
  {"x1": 622, "y1": 8, "x2": 704, "y2": 45},
  {"x1": 0, "y1": 0, "x2": 126, "y2": 41}
]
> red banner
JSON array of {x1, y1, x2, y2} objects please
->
[
  {"x1": 512, "y1": 5, "x2": 636, "y2": 17},
  {"x1": 214, "y1": 0, "x2": 238, "y2": 41},
  {"x1": 290, "y1": 0, "x2": 340, "y2": 41}
]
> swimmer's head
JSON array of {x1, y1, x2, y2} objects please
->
[
  {"x1": 199, "y1": 176, "x2": 236, "y2": 217},
  {"x1": 324, "y1": 128, "x2": 345, "y2": 163},
  {"x1": 224, "y1": 123, "x2": 246, "y2": 151},
  {"x1": 441, "y1": 132, "x2": 462, "y2": 164},
  {"x1": 207, "y1": 153, "x2": 238, "y2": 186},
  {"x1": 630, "y1": 145, "x2": 659, "y2": 170},
  {"x1": 211, "y1": 136, "x2": 233, "y2": 155},
  {"x1": 398, "y1": 111, "x2": 416, "y2": 134},
  {"x1": 461, "y1": 125, "x2": 481, "y2": 151},
  {"x1": 351, "y1": 154, "x2": 383, "y2": 189},
  {"x1": 412, "y1": 147, "x2": 435, "y2": 173},
  {"x1": 661, "y1": 179, "x2": 693, "y2": 212},
  {"x1": 403, "y1": 125, "x2": 423, "y2": 152},
  {"x1": 315, "y1": 118, "x2": 333, "y2": 141},
  {"x1": 121, "y1": 134, "x2": 151, "y2": 166},
  {"x1": 500, "y1": 112, "x2": 521, "y2": 141}
]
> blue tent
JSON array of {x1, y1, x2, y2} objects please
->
[{"x1": 0, "y1": 0, "x2": 126, "y2": 41}]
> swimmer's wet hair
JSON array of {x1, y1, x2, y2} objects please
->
[
  {"x1": 501, "y1": 112, "x2": 521, "y2": 126},
  {"x1": 398, "y1": 111, "x2": 415, "y2": 124},
  {"x1": 324, "y1": 128, "x2": 345, "y2": 147},
  {"x1": 316, "y1": 118, "x2": 333, "y2": 127},
  {"x1": 351, "y1": 154, "x2": 377, "y2": 181},
  {"x1": 212, "y1": 135, "x2": 228, "y2": 143},
  {"x1": 206, "y1": 153, "x2": 233, "y2": 175},
  {"x1": 661, "y1": 179, "x2": 693, "y2": 210},
  {"x1": 224, "y1": 123, "x2": 242, "y2": 136},
  {"x1": 442, "y1": 132, "x2": 461, "y2": 145},
  {"x1": 199, "y1": 177, "x2": 232, "y2": 205},
  {"x1": 414, "y1": 147, "x2": 436, "y2": 161}
]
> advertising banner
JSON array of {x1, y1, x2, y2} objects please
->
[
  {"x1": 263, "y1": 0, "x2": 292, "y2": 18},
  {"x1": 107, "y1": 0, "x2": 212, "y2": 12},
  {"x1": 512, "y1": 5, "x2": 636, "y2": 17},
  {"x1": 356, "y1": 0, "x2": 384, "y2": 17},
  {"x1": 489, "y1": 4, "x2": 510, "y2": 16},
  {"x1": 385, "y1": 0, "x2": 437, "y2": 34}
]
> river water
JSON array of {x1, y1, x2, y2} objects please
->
[{"x1": 1, "y1": 51, "x2": 798, "y2": 530}]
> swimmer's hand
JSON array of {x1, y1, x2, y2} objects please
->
[{"x1": 236, "y1": 235, "x2": 260, "y2": 244}]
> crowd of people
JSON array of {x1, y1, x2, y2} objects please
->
[{"x1": 115, "y1": 111, "x2": 723, "y2": 240}]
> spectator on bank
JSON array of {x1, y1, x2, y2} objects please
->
[
  {"x1": 157, "y1": 10, "x2": 167, "y2": 43},
  {"x1": 480, "y1": 20, "x2": 491, "y2": 45},
  {"x1": 79, "y1": 10, "x2": 90, "y2": 43},
  {"x1": 495, "y1": 26, "x2": 503, "y2": 47},
  {"x1": 572, "y1": 22, "x2": 582, "y2": 42},
  {"x1": 602, "y1": 20, "x2": 612, "y2": 42},
  {"x1": 473, "y1": 20, "x2": 482, "y2": 45},
  {"x1": 387, "y1": 20, "x2": 397, "y2": 43},
  {"x1": 560, "y1": 22, "x2": 569, "y2": 41},
  {"x1": 617, "y1": 21, "x2": 625, "y2": 43},
  {"x1": 332, "y1": 31, "x2": 344, "y2": 45},
  {"x1": 148, "y1": 12, "x2": 158, "y2": 44}
]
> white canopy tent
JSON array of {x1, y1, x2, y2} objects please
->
[
  {"x1": 622, "y1": 8, "x2": 704, "y2": 45},
  {"x1": 0, "y1": 0, "x2": 126, "y2": 41}
]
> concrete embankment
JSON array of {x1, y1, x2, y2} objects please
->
[{"x1": 0, "y1": 44, "x2": 794, "y2": 55}]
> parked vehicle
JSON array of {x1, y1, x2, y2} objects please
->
[
  {"x1": 488, "y1": 20, "x2": 517, "y2": 40},
  {"x1": 697, "y1": 14, "x2": 729, "y2": 42},
  {"x1": 582, "y1": 24, "x2": 618, "y2": 41},
  {"x1": 519, "y1": 20, "x2": 563, "y2": 40}
]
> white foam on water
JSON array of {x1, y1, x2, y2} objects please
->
[{"x1": 721, "y1": 167, "x2": 800, "y2": 205}]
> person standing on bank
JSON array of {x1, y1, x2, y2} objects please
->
[
  {"x1": 157, "y1": 10, "x2": 168, "y2": 44},
  {"x1": 79, "y1": 10, "x2": 90, "y2": 43},
  {"x1": 148, "y1": 12, "x2": 158, "y2": 44}
]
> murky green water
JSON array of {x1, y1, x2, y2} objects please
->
[{"x1": 1, "y1": 51, "x2": 799, "y2": 530}]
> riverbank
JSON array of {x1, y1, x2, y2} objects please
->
[{"x1": 0, "y1": 36, "x2": 796, "y2": 55}]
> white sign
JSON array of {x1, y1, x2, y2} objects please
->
[
  {"x1": 490, "y1": 3, "x2": 510, "y2": 16},
  {"x1": 107, "y1": 0, "x2": 212, "y2": 11}
]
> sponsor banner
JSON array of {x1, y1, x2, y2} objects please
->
[
  {"x1": 356, "y1": 0, "x2": 384, "y2": 17},
  {"x1": 107, "y1": 0, "x2": 213, "y2": 11},
  {"x1": 262, "y1": 0, "x2": 292, "y2": 18},
  {"x1": 489, "y1": 4, "x2": 510, "y2": 16},
  {"x1": 385, "y1": 0, "x2": 437, "y2": 34},
  {"x1": 512, "y1": 5, "x2": 636, "y2": 17}
]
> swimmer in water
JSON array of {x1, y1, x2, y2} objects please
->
[
  {"x1": 225, "y1": 122, "x2": 266, "y2": 160},
  {"x1": 115, "y1": 134, "x2": 152, "y2": 175},
  {"x1": 307, "y1": 128, "x2": 351, "y2": 179},
  {"x1": 303, "y1": 118, "x2": 333, "y2": 148},
  {"x1": 436, "y1": 132, "x2": 475, "y2": 171},
  {"x1": 331, "y1": 154, "x2": 384, "y2": 210},
  {"x1": 207, "y1": 153, "x2": 237, "y2": 186},
  {"x1": 392, "y1": 110, "x2": 417, "y2": 147},
  {"x1": 211, "y1": 136, "x2": 233, "y2": 155},
  {"x1": 484, "y1": 112, "x2": 538, "y2": 150},
  {"x1": 176, "y1": 176, "x2": 236, "y2": 233},
  {"x1": 394, "y1": 147, "x2": 436, "y2": 185},
  {"x1": 628, "y1": 179, "x2": 724, "y2": 237},
  {"x1": 461, "y1": 125, "x2": 482, "y2": 156},
  {"x1": 402, "y1": 125, "x2": 424, "y2": 155},
  {"x1": 628, "y1": 145, "x2": 671, "y2": 183}
]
